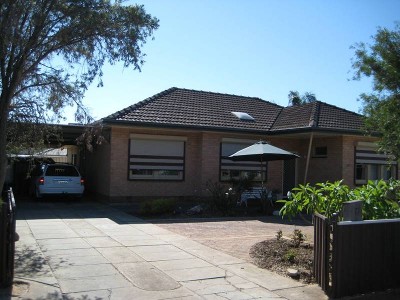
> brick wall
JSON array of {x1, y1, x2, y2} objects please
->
[{"x1": 86, "y1": 124, "x2": 382, "y2": 201}]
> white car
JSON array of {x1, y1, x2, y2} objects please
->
[{"x1": 31, "y1": 164, "x2": 84, "y2": 198}]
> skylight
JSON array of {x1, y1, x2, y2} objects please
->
[{"x1": 231, "y1": 111, "x2": 255, "y2": 121}]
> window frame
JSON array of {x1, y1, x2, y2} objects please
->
[
  {"x1": 128, "y1": 135, "x2": 186, "y2": 181},
  {"x1": 219, "y1": 139, "x2": 266, "y2": 183},
  {"x1": 354, "y1": 142, "x2": 398, "y2": 185},
  {"x1": 313, "y1": 146, "x2": 328, "y2": 158}
]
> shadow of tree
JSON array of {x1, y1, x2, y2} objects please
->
[
  {"x1": 36, "y1": 291, "x2": 106, "y2": 300},
  {"x1": 14, "y1": 245, "x2": 49, "y2": 277}
]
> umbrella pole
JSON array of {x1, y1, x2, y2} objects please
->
[{"x1": 260, "y1": 156, "x2": 264, "y2": 189}]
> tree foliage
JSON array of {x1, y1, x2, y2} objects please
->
[
  {"x1": 351, "y1": 23, "x2": 400, "y2": 159},
  {"x1": 288, "y1": 90, "x2": 317, "y2": 106},
  {"x1": 0, "y1": 0, "x2": 159, "y2": 191}
]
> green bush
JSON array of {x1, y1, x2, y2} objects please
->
[
  {"x1": 139, "y1": 198, "x2": 177, "y2": 216},
  {"x1": 352, "y1": 179, "x2": 400, "y2": 220},
  {"x1": 279, "y1": 179, "x2": 400, "y2": 220}
]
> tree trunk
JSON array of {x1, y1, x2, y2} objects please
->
[{"x1": 0, "y1": 93, "x2": 11, "y2": 193}]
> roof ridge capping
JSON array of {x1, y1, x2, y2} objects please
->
[{"x1": 103, "y1": 87, "x2": 178, "y2": 120}]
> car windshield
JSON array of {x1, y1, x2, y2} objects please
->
[{"x1": 45, "y1": 165, "x2": 79, "y2": 177}]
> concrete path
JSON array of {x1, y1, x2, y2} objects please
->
[{"x1": 2, "y1": 201, "x2": 327, "y2": 300}]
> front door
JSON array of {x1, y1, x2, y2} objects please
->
[{"x1": 282, "y1": 159, "x2": 296, "y2": 197}]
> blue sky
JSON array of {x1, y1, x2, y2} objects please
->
[{"x1": 65, "y1": 0, "x2": 400, "y2": 123}]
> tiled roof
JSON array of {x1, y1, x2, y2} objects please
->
[
  {"x1": 104, "y1": 88, "x2": 364, "y2": 134},
  {"x1": 271, "y1": 102, "x2": 364, "y2": 132},
  {"x1": 104, "y1": 87, "x2": 283, "y2": 133}
]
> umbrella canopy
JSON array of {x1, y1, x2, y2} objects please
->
[{"x1": 229, "y1": 141, "x2": 299, "y2": 162}]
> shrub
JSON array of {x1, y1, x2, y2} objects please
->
[
  {"x1": 352, "y1": 179, "x2": 400, "y2": 220},
  {"x1": 279, "y1": 179, "x2": 400, "y2": 220},
  {"x1": 284, "y1": 249, "x2": 297, "y2": 263},
  {"x1": 279, "y1": 180, "x2": 351, "y2": 219},
  {"x1": 139, "y1": 198, "x2": 177, "y2": 216},
  {"x1": 291, "y1": 229, "x2": 306, "y2": 247}
]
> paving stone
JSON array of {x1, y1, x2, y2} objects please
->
[
  {"x1": 216, "y1": 290, "x2": 254, "y2": 299},
  {"x1": 84, "y1": 236, "x2": 122, "y2": 247},
  {"x1": 43, "y1": 247, "x2": 100, "y2": 258},
  {"x1": 52, "y1": 263, "x2": 118, "y2": 278},
  {"x1": 72, "y1": 227, "x2": 106, "y2": 237},
  {"x1": 134, "y1": 250, "x2": 195, "y2": 262},
  {"x1": 274, "y1": 284, "x2": 328, "y2": 300},
  {"x1": 116, "y1": 262, "x2": 181, "y2": 291},
  {"x1": 38, "y1": 238, "x2": 92, "y2": 251},
  {"x1": 62, "y1": 289, "x2": 111, "y2": 300},
  {"x1": 171, "y1": 238, "x2": 209, "y2": 250},
  {"x1": 203, "y1": 294, "x2": 231, "y2": 300},
  {"x1": 58, "y1": 274, "x2": 131, "y2": 293},
  {"x1": 102, "y1": 225, "x2": 149, "y2": 236},
  {"x1": 182, "y1": 278, "x2": 237, "y2": 295},
  {"x1": 33, "y1": 232, "x2": 80, "y2": 239},
  {"x1": 8, "y1": 279, "x2": 63, "y2": 300},
  {"x1": 164, "y1": 266, "x2": 226, "y2": 282},
  {"x1": 186, "y1": 247, "x2": 244, "y2": 266},
  {"x1": 222, "y1": 263, "x2": 305, "y2": 291},
  {"x1": 131, "y1": 223, "x2": 173, "y2": 235},
  {"x1": 96, "y1": 247, "x2": 144, "y2": 263},
  {"x1": 151, "y1": 258, "x2": 212, "y2": 271},
  {"x1": 47, "y1": 253, "x2": 110, "y2": 267},
  {"x1": 14, "y1": 244, "x2": 54, "y2": 278},
  {"x1": 243, "y1": 287, "x2": 284, "y2": 298},
  {"x1": 110, "y1": 286, "x2": 195, "y2": 300},
  {"x1": 129, "y1": 244, "x2": 180, "y2": 254},
  {"x1": 113, "y1": 236, "x2": 168, "y2": 247}
]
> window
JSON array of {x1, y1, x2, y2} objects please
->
[
  {"x1": 355, "y1": 142, "x2": 398, "y2": 185},
  {"x1": 220, "y1": 140, "x2": 266, "y2": 182},
  {"x1": 313, "y1": 146, "x2": 327, "y2": 157},
  {"x1": 129, "y1": 135, "x2": 185, "y2": 181}
]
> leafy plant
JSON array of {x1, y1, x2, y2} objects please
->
[
  {"x1": 276, "y1": 229, "x2": 283, "y2": 241},
  {"x1": 279, "y1": 179, "x2": 400, "y2": 220},
  {"x1": 284, "y1": 249, "x2": 297, "y2": 263},
  {"x1": 279, "y1": 180, "x2": 351, "y2": 219},
  {"x1": 292, "y1": 229, "x2": 306, "y2": 247},
  {"x1": 352, "y1": 179, "x2": 400, "y2": 220}
]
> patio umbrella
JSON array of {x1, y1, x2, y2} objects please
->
[{"x1": 229, "y1": 141, "x2": 299, "y2": 188}]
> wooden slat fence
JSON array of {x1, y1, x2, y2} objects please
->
[
  {"x1": 313, "y1": 213, "x2": 332, "y2": 294},
  {"x1": 314, "y1": 213, "x2": 400, "y2": 298},
  {"x1": 331, "y1": 218, "x2": 400, "y2": 298}
]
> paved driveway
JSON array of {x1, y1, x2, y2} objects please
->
[
  {"x1": 152, "y1": 217, "x2": 314, "y2": 263},
  {"x1": 4, "y1": 199, "x2": 326, "y2": 300}
]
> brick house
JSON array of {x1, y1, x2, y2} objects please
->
[{"x1": 84, "y1": 87, "x2": 398, "y2": 202}]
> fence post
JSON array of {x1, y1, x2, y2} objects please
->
[
  {"x1": 313, "y1": 213, "x2": 331, "y2": 294},
  {"x1": 330, "y1": 213, "x2": 339, "y2": 298},
  {"x1": 0, "y1": 188, "x2": 16, "y2": 288}
]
